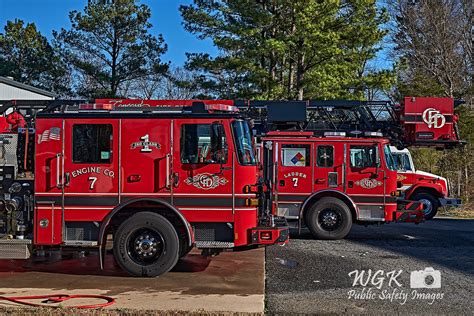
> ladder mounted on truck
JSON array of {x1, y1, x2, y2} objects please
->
[
  {"x1": 234, "y1": 97, "x2": 465, "y2": 149},
  {"x1": 0, "y1": 96, "x2": 465, "y2": 149}
]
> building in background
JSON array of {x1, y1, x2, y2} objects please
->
[{"x1": 0, "y1": 76, "x2": 56, "y2": 101}]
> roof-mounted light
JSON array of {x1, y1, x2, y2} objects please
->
[
  {"x1": 79, "y1": 103, "x2": 113, "y2": 110},
  {"x1": 364, "y1": 132, "x2": 384, "y2": 137},
  {"x1": 324, "y1": 131, "x2": 346, "y2": 137},
  {"x1": 205, "y1": 104, "x2": 239, "y2": 113}
]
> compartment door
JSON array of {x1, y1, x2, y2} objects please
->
[{"x1": 34, "y1": 118, "x2": 64, "y2": 245}]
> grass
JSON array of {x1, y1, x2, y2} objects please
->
[{"x1": 438, "y1": 203, "x2": 474, "y2": 218}]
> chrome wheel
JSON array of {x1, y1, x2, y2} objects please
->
[
  {"x1": 127, "y1": 228, "x2": 164, "y2": 265},
  {"x1": 318, "y1": 209, "x2": 342, "y2": 231},
  {"x1": 419, "y1": 198, "x2": 433, "y2": 215}
]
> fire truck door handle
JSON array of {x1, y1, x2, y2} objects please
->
[
  {"x1": 173, "y1": 173, "x2": 179, "y2": 187},
  {"x1": 55, "y1": 153, "x2": 62, "y2": 189},
  {"x1": 64, "y1": 172, "x2": 71, "y2": 187},
  {"x1": 316, "y1": 178, "x2": 326, "y2": 184},
  {"x1": 348, "y1": 181, "x2": 354, "y2": 188},
  {"x1": 165, "y1": 154, "x2": 171, "y2": 189}
]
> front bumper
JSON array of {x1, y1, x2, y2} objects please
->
[
  {"x1": 250, "y1": 216, "x2": 289, "y2": 245},
  {"x1": 395, "y1": 199, "x2": 424, "y2": 223},
  {"x1": 439, "y1": 197, "x2": 462, "y2": 207}
]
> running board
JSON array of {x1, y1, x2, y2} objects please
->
[
  {"x1": 195, "y1": 241, "x2": 234, "y2": 248},
  {"x1": 62, "y1": 240, "x2": 98, "y2": 247},
  {"x1": 0, "y1": 239, "x2": 32, "y2": 259}
]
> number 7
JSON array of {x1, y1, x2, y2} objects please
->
[{"x1": 88, "y1": 176, "x2": 97, "y2": 190}]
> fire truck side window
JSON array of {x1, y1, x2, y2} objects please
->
[
  {"x1": 281, "y1": 144, "x2": 310, "y2": 167},
  {"x1": 181, "y1": 124, "x2": 228, "y2": 164},
  {"x1": 349, "y1": 145, "x2": 379, "y2": 168},
  {"x1": 316, "y1": 145, "x2": 334, "y2": 167},
  {"x1": 72, "y1": 124, "x2": 112, "y2": 163}
]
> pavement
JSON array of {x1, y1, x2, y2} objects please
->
[
  {"x1": 266, "y1": 218, "x2": 474, "y2": 314},
  {"x1": 0, "y1": 247, "x2": 265, "y2": 313},
  {"x1": 0, "y1": 217, "x2": 472, "y2": 314}
]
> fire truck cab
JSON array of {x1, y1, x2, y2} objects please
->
[
  {"x1": 260, "y1": 131, "x2": 424, "y2": 240},
  {"x1": 0, "y1": 101, "x2": 288, "y2": 277},
  {"x1": 390, "y1": 146, "x2": 461, "y2": 219}
]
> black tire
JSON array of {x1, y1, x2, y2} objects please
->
[
  {"x1": 113, "y1": 212, "x2": 179, "y2": 277},
  {"x1": 412, "y1": 192, "x2": 439, "y2": 220},
  {"x1": 305, "y1": 197, "x2": 352, "y2": 240},
  {"x1": 179, "y1": 244, "x2": 193, "y2": 258}
]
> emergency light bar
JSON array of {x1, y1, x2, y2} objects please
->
[
  {"x1": 324, "y1": 131, "x2": 346, "y2": 137},
  {"x1": 364, "y1": 132, "x2": 384, "y2": 137}
]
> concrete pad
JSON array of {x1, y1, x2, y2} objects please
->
[{"x1": 0, "y1": 248, "x2": 265, "y2": 313}]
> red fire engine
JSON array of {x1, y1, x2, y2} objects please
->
[{"x1": 0, "y1": 100, "x2": 288, "y2": 276}]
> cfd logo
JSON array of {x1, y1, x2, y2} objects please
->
[
  {"x1": 185, "y1": 173, "x2": 228, "y2": 190},
  {"x1": 422, "y1": 108, "x2": 446, "y2": 129}
]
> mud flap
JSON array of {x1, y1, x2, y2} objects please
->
[{"x1": 395, "y1": 199, "x2": 424, "y2": 223}]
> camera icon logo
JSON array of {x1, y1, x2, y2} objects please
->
[{"x1": 410, "y1": 267, "x2": 441, "y2": 288}]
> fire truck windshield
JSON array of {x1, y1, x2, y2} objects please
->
[
  {"x1": 383, "y1": 145, "x2": 397, "y2": 171},
  {"x1": 232, "y1": 120, "x2": 257, "y2": 165}
]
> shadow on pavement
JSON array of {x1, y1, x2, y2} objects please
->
[
  {"x1": 0, "y1": 252, "x2": 211, "y2": 277},
  {"x1": 291, "y1": 218, "x2": 474, "y2": 276}
]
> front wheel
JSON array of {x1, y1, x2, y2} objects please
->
[
  {"x1": 305, "y1": 197, "x2": 352, "y2": 240},
  {"x1": 412, "y1": 192, "x2": 439, "y2": 220},
  {"x1": 113, "y1": 212, "x2": 180, "y2": 277}
]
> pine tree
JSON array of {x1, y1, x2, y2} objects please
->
[
  {"x1": 0, "y1": 19, "x2": 69, "y2": 95},
  {"x1": 54, "y1": 0, "x2": 168, "y2": 98},
  {"x1": 180, "y1": 0, "x2": 394, "y2": 100}
]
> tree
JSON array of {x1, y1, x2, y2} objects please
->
[
  {"x1": 0, "y1": 19, "x2": 69, "y2": 95},
  {"x1": 180, "y1": 0, "x2": 394, "y2": 100},
  {"x1": 125, "y1": 66, "x2": 201, "y2": 99},
  {"x1": 54, "y1": 0, "x2": 168, "y2": 98},
  {"x1": 390, "y1": 0, "x2": 473, "y2": 202},
  {"x1": 390, "y1": 0, "x2": 471, "y2": 98}
]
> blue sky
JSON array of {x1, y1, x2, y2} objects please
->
[
  {"x1": 0, "y1": 0, "x2": 392, "y2": 70},
  {"x1": 0, "y1": 0, "x2": 217, "y2": 66}
]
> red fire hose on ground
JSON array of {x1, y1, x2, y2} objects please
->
[{"x1": 0, "y1": 294, "x2": 115, "y2": 309}]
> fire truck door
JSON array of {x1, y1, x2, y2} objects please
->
[
  {"x1": 313, "y1": 143, "x2": 344, "y2": 192},
  {"x1": 275, "y1": 142, "x2": 313, "y2": 218},
  {"x1": 345, "y1": 143, "x2": 386, "y2": 221},
  {"x1": 62, "y1": 120, "x2": 119, "y2": 227},
  {"x1": 172, "y1": 120, "x2": 233, "y2": 221},
  {"x1": 120, "y1": 119, "x2": 171, "y2": 195}
]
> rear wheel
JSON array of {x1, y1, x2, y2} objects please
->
[
  {"x1": 305, "y1": 197, "x2": 352, "y2": 240},
  {"x1": 412, "y1": 192, "x2": 439, "y2": 220},
  {"x1": 113, "y1": 212, "x2": 179, "y2": 277}
]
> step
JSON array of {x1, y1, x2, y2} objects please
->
[{"x1": 0, "y1": 239, "x2": 32, "y2": 259}]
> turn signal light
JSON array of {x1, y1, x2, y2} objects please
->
[
  {"x1": 243, "y1": 185, "x2": 258, "y2": 193},
  {"x1": 391, "y1": 190, "x2": 401, "y2": 197},
  {"x1": 260, "y1": 232, "x2": 272, "y2": 240},
  {"x1": 245, "y1": 198, "x2": 259, "y2": 206}
]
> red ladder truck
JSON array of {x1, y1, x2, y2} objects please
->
[{"x1": 0, "y1": 100, "x2": 288, "y2": 277}]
